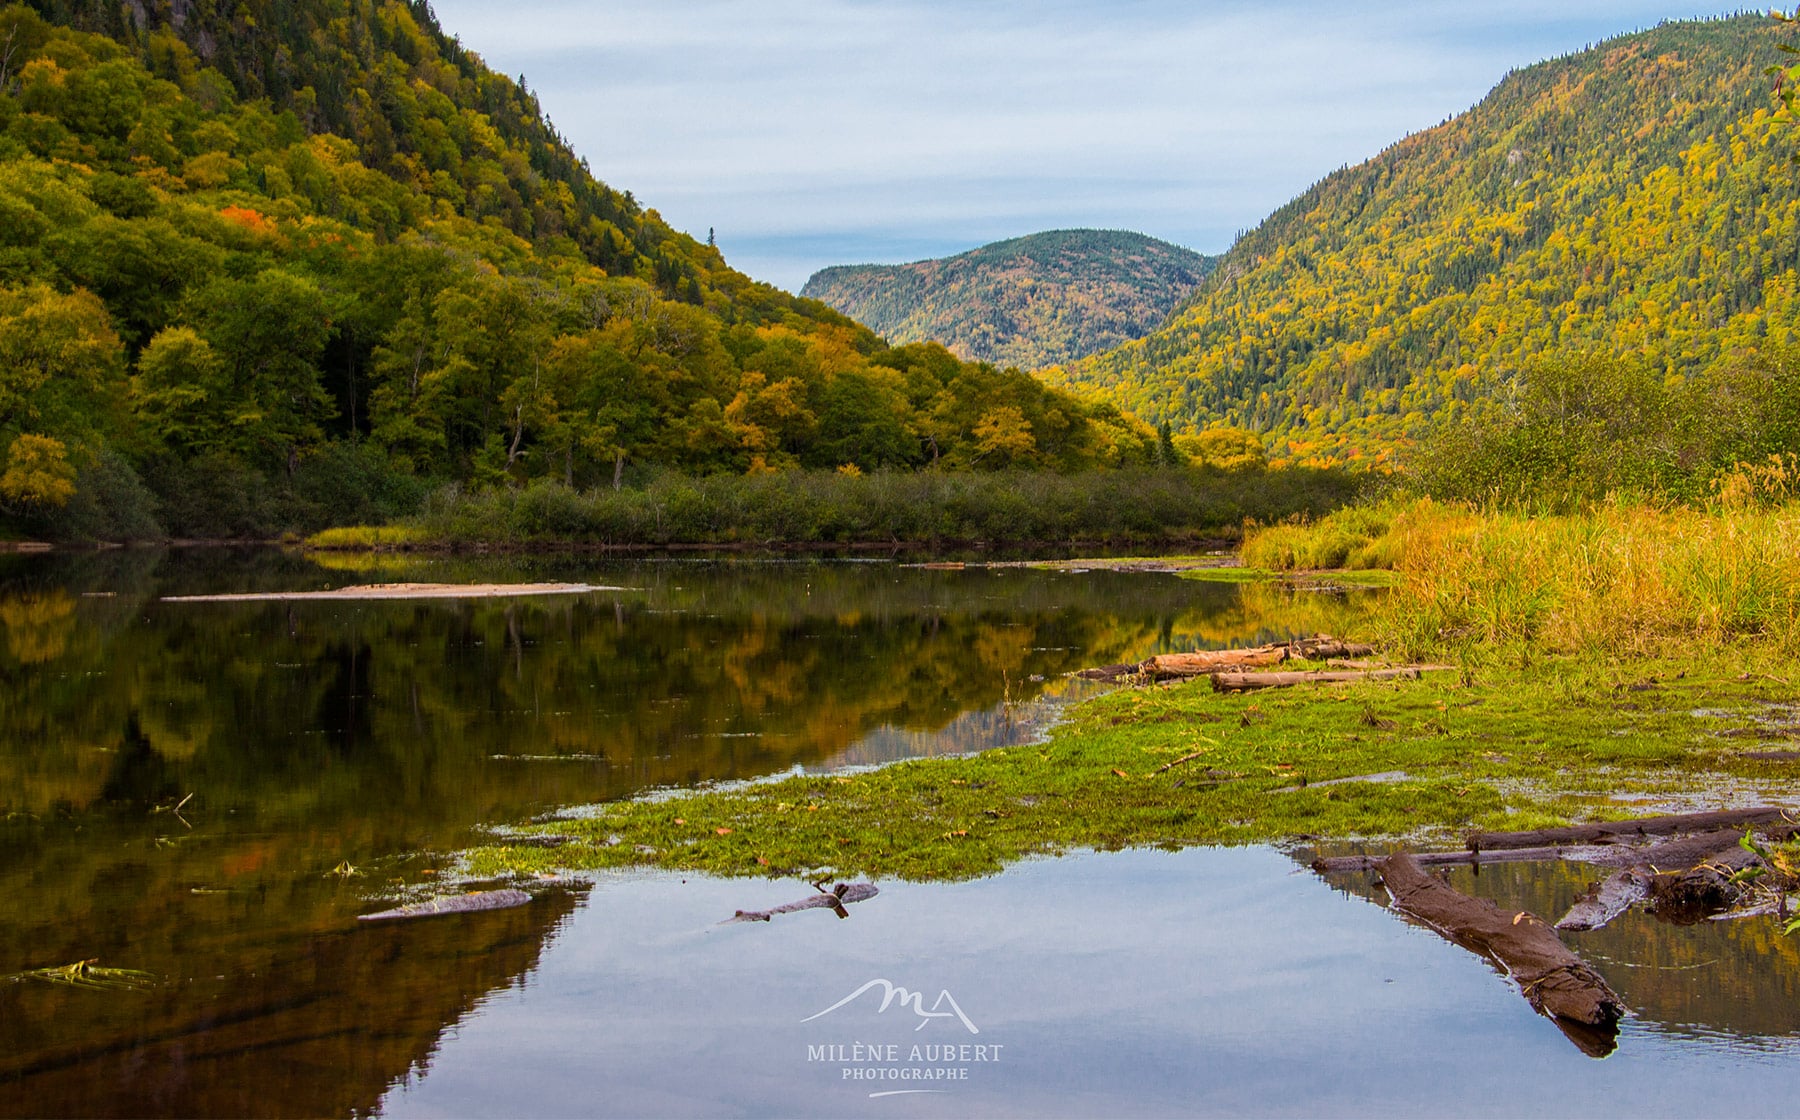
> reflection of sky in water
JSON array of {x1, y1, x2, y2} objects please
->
[{"x1": 384, "y1": 848, "x2": 1798, "y2": 1119}]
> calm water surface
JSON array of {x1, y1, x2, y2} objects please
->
[{"x1": 0, "y1": 550, "x2": 1793, "y2": 1117}]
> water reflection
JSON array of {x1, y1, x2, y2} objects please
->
[
  {"x1": 1309, "y1": 851, "x2": 1800, "y2": 1050},
  {"x1": 379, "y1": 849, "x2": 1800, "y2": 1119},
  {"x1": 0, "y1": 548, "x2": 1328, "y2": 1116},
  {"x1": 8, "y1": 550, "x2": 1791, "y2": 1115}
]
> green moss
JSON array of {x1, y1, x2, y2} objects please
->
[{"x1": 464, "y1": 654, "x2": 1797, "y2": 883}]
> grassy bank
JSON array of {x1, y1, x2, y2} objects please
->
[
  {"x1": 1242, "y1": 498, "x2": 1800, "y2": 659},
  {"x1": 463, "y1": 498, "x2": 1800, "y2": 883},
  {"x1": 313, "y1": 467, "x2": 1367, "y2": 549}
]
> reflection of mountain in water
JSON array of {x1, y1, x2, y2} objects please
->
[{"x1": 1311, "y1": 852, "x2": 1800, "y2": 1045}]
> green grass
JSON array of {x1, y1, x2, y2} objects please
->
[
  {"x1": 1177, "y1": 566, "x2": 1401, "y2": 588},
  {"x1": 464, "y1": 652, "x2": 1799, "y2": 882}
]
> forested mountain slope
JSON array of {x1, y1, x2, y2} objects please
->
[
  {"x1": 0, "y1": 2, "x2": 1156, "y2": 540},
  {"x1": 1050, "y1": 16, "x2": 1800, "y2": 467},
  {"x1": 802, "y1": 230, "x2": 1214, "y2": 370}
]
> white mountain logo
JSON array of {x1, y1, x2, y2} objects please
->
[{"x1": 802, "y1": 979, "x2": 979, "y2": 1033}]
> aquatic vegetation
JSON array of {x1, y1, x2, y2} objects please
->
[{"x1": 466, "y1": 654, "x2": 1800, "y2": 883}]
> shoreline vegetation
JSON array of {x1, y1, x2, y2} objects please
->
[
  {"x1": 466, "y1": 495, "x2": 1800, "y2": 884},
  {"x1": 301, "y1": 466, "x2": 1368, "y2": 551}
]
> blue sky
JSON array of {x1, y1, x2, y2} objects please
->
[{"x1": 429, "y1": 1, "x2": 1745, "y2": 292}]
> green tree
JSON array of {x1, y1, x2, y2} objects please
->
[{"x1": 195, "y1": 268, "x2": 333, "y2": 472}]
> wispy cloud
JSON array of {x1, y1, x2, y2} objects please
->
[{"x1": 431, "y1": 1, "x2": 1744, "y2": 290}]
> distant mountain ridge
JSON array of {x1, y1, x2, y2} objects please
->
[
  {"x1": 802, "y1": 230, "x2": 1215, "y2": 370},
  {"x1": 1050, "y1": 15, "x2": 1799, "y2": 467}
]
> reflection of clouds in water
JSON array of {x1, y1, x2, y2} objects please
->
[{"x1": 382, "y1": 847, "x2": 1800, "y2": 1118}]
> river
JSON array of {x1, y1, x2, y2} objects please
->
[{"x1": 0, "y1": 550, "x2": 1793, "y2": 1117}]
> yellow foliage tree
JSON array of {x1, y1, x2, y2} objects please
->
[
  {"x1": 0, "y1": 434, "x2": 77, "y2": 507},
  {"x1": 971, "y1": 405, "x2": 1037, "y2": 468},
  {"x1": 1173, "y1": 427, "x2": 1268, "y2": 472}
]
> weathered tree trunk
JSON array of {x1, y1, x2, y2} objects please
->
[
  {"x1": 1141, "y1": 647, "x2": 1287, "y2": 680},
  {"x1": 1211, "y1": 668, "x2": 1424, "y2": 692},
  {"x1": 1555, "y1": 870, "x2": 1652, "y2": 932},
  {"x1": 1466, "y1": 808, "x2": 1791, "y2": 852},
  {"x1": 725, "y1": 882, "x2": 879, "y2": 923},
  {"x1": 1313, "y1": 844, "x2": 1616, "y2": 874},
  {"x1": 1287, "y1": 637, "x2": 1378, "y2": 660},
  {"x1": 358, "y1": 888, "x2": 533, "y2": 922},
  {"x1": 1378, "y1": 851, "x2": 1624, "y2": 1044}
]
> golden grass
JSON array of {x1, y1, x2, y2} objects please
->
[
  {"x1": 303, "y1": 524, "x2": 429, "y2": 550},
  {"x1": 1246, "y1": 498, "x2": 1800, "y2": 659}
]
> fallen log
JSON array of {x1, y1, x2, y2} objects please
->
[
  {"x1": 725, "y1": 881, "x2": 879, "y2": 924},
  {"x1": 1555, "y1": 870, "x2": 1652, "y2": 932},
  {"x1": 1210, "y1": 667, "x2": 1426, "y2": 692},
  {"x1": 1313, "y1": 844, "x2": 1620, "y2": 874},
  {"x1": 1466, "y1": 807, "x2": 1792, "y2": 852},
  {"x1": 1378, "y1": 851, "x2": 1624, "y2": 1040},
  {"x1": 1288, "y1": 637, "x2": 1378, "y2": 660},
  {"x1": 1075, "y1": 662, "x2": 1140, "y2": 682},
  {"x1": 1140, "y1": 647, "x2": 1287, "y2": 680},
  {"x1": 358, "y1": 888, "x2": 533, "y2": 922}
]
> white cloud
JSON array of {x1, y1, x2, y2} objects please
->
[{"x1": 429, "y1": 0, "x2": 1743, "y2": 290}]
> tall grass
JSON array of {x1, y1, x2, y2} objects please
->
[
  {"x1": 400, "y1": 467, "x2": 1366, "y2": 547},
  {"x1": 1244, "y1": 498, "x2": 1800, "y2": 658}
]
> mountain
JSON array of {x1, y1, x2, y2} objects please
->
[
  {"x1": 802, "y1": 230, "x2": 1215, "y2": 370},
  {"x1": 1048, "y1": 16, "x2": 1799, "y2": 467},
  {"x1": 0, "y1": 2, "x2": 1164, "y2": 540}
]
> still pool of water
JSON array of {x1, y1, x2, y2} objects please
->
[
  {"x1": 379, "y1": 848, "x2": 1800, "y2": 1119},
  {"x1": 0, "y1": 549, "x2": 1794, "y2": 1117}
]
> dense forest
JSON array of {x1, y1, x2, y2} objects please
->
[
  {"x1": 0, "y1": 1, "x2": 1166, "y2": 541},
  {"x1": 1052, "y1": 16, "x2": 1800, "y2": 469},
  {"x1": 802, "y1": 229, "x2": 1215, "y2": 371}
]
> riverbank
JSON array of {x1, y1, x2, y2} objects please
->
[{"x1": 465, "y1": 498, "x2": 1800, "y2": 883}]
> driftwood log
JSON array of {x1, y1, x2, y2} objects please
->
[
  {"x1": 1313, "y1": 844, "x2": 1620, "y2": 874},
  {"x1": 358, "y1": 888, "x2": 533, "y2": 922},
  {"x1": 1466, "y1": 807, "x2": 1792, "y2": 852},
  {"x1": 1379, "y1": 851, "x2": 1624, "y2": 1047},
  {"x1": 1140, "y1": 647, "x2": 1288, "y2": 679},
  {"x1": 725, "y1": 882, "x2": 879, "y2": 924},
  {"x1": 1211, "y1": 667, "x2": 1428, "y2": 692},
  {"x1": 1079, "y1": 635, "x2": 1381, "y2": 683}
]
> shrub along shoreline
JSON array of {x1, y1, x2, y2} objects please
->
[{"x1": 307, "y1": 466, "x2": 1369, "y2": 550}]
